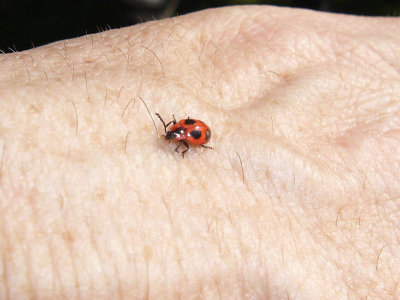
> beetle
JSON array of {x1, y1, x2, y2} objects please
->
[{"x1": 156, "y1": 113, "x2": 213, "y2": 157}]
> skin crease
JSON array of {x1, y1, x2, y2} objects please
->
[{"x1": 0, "y1": 4, "x2": 400, "y2": 299}]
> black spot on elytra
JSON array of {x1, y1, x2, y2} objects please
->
[
  {"x1": 190, "y1": 130, "x2": 202, "y2": 139},
  {"x1": 205, "y1": 129, "x2": 211, "y2": 141},
  {"x1": 174, "y1": 127, "x2": 186, "y2": 136},
  {"x1": 185, "y1": 119, "x2": 196, "y2": 125}
]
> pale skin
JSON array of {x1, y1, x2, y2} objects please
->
[{"x1": 0, "y1": 5, "x2": 400, "y2": 299}]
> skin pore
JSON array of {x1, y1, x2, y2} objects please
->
[{"x1": 1, "y1": 5, "x2": 400, "y2": 299}]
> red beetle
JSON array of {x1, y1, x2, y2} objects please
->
[{"x1": 156, "y1": 113, "x2": 213, "y2": 157}]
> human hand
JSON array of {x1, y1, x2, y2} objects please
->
[{"x1": 1, "y1": 5, "x2": 399, "y2": 299}]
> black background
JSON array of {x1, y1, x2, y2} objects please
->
[{"x1": 1, "y1": 0, "x2": 399, "y2": 53}]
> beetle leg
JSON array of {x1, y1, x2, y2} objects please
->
[
  {"x1": 155, "y1": 113, "x2": 167, "y2": 133},
  {"x1": 181, "y1": 141, "x2": 189, "y2": 158},
  {"x1": 156, "y1": 113, "x2": 176, "y2": 133},
  {"x1": 201, "y1": 145, "x2": 214, "y2": 150},
  {"x1": 174, "y1": 142, "x2": 182, "y2": 153},
  {"x1": 173, "y1": 141, "x2": 189, "y2": 158}
]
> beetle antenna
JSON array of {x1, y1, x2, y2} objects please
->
[
  {"x1": 139, "y1": 96, "x2": 158, "y2": 136},
  {"x1": 155, "y1": 113, "x2": 167, "y2": 134}
]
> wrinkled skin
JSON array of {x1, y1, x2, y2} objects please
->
[{"x1": 1, "y1": 5, "x2": 400, "y2": 299}]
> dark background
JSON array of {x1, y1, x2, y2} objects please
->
[{"x1": 1, "y1": 0, "x2": 399, "y2": 53}]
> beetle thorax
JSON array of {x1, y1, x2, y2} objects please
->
[{"x1": 165, "y1": 127, "x2": 186, "y2": 140}]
